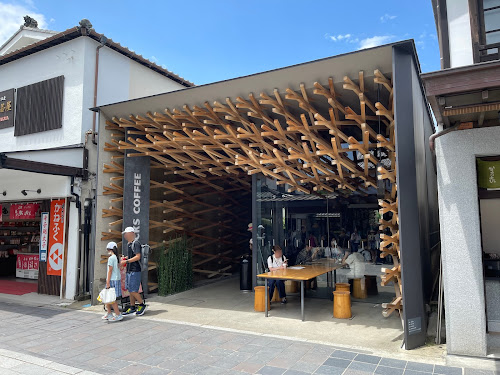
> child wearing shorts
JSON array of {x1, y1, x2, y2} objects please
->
[{"x1": 102, "y1": 241, "x2": 123, "y2": 322}]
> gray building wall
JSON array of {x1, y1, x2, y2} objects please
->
[{"x1": 436, "y1": 126, "x2": 500, "y2": 356}]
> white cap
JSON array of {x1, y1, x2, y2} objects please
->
[
  {"x1": 122, "y1": 227, "x2": 136, "y2": 234},
  {"x1": 106, "y1": 241, "x2": 117, "y2": 249}
]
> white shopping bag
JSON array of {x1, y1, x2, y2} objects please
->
[{"x1": 97, "y1": 287, "x2": 116, "y2": 304}]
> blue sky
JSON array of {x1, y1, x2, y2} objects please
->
[{"x1": 1, "y1": 1, "x2": 440, "y2": 85}]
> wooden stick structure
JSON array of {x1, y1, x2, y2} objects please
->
[{"x1": 101, "y1": 70, "x2": 402, "y2": 316}]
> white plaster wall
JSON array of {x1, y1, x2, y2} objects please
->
[
  {"x1": 0, "y1": 29, "x2": 57, "y2": 56},
  {"x1": 128, "y1": 61, "x2": 185, "y2": 99},
  {"x1": 64, "y1": 201, "x2": 79, "y2": 300},
  {"x1": 436, "y1": 126, "x2": 500, "y2": 357},
  {"x1": 447, "y1": 0, "x2": 474, "y2": 67},
  {"x1": 0, "y1": 37, "x2": 88, "y2": 153},
  {"x1": 81, "y1": 38, "x2": 186, "y2": 135},
  {"x1": 4, "y1": 148, "x2": 85, "y2": 169},
  {"x1": 0, "y1": 169, "x2": 70, "y2": 202}
]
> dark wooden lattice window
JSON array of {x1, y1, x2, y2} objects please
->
[{"x1": 14, "y1": 76, "x2": 64, "y2": 136}]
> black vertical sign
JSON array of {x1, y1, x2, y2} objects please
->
[
  {"x1": 122, "y1": 152, "x2": 150, "y2": 295},
  {"x1": 0, "y1": 89, "x2": 15, "y2": 130}
]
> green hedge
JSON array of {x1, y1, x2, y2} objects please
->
[{"x1": 157, "y1": 236, "x2": 193, "y2": 296}]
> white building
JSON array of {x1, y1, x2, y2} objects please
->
[
  {"x1": 0, "y1": 18, "x2": 192, "y2": 300},
  {"x1": 423, "y1": 0, "x2": 500, "y2": 358}
]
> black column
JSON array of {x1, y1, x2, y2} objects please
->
[
  {"x1": 393, "y1": 44, "x2": 434, "y2": 349},
  {"x1": 122, "y1": 152, "x2": 150, "y2": 296}
]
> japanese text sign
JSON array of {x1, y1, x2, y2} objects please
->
[
  {"x1": 0, "y1": 88, "x2": 14, "y2": 130},
  {"x1": 16, "y1": 254, "x2": 39, "y2": 271},
  {"x1": 47, "y1": 199, "x2": 65, "y2": 276},
  {"x1": 9, "y1": 203, "x2": 39, "y2": 220},
  {"x1": 39, "y1": 212, "x2": 49, "y2": 262}
]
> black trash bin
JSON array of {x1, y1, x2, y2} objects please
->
[{"x1": 240, "y1": 256, "x2": 252, "y2": 291}]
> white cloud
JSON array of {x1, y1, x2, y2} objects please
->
[
  {"x1": 329, "y1": 33, "x2": 351, "y2": 42},
  {"x1": 380, "y1": 14, "x2": 397, "y2": 23},
  {"x1": 326, "y1": 33, "x2": 359, "y2": 44},
  {"x1": 358, "y1": 35, "x2": 395, "y2": 49},
  {"x1": 0, "y1": 2, "x2": 48, "y2": 46}
]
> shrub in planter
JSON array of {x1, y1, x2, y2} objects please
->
[{"x1": 157, "y1": 236, "x2": 193, "y2": 296}]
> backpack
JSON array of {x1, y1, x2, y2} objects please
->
[{"x1": 132, "y1": 240, "x2": 151, "y2": 272}]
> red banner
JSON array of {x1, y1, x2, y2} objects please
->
[
  {"x1": 47, "y1": 199, "x2": 65, "y2": 276},
  {"x1": 9, "y1": 203, "x2": 39, "y2": 220},
  {"x1": 16, "y1": 254, "x2": 39, "y2": 270}
]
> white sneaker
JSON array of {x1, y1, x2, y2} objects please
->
[
  {"x1": 108, "y1": 314, "x2": 123, "y2": 323},
  {"x1": 102, "y1": 312, "x2": 113, "y2": 320}
]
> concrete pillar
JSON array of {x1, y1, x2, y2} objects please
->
[{"x1": 436, "y1": 129, "x2": 491, "y2": 356}]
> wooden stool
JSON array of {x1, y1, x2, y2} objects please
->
[
  {"x1": 271, "y1": 286, "x2": 280, "y2": 302},
  {"x1": 335, "y1": 283, "x2": 350, "y2": 292},
  {"x1": 254, "y1": 286, "x2": 270, "y2": 312},
  {"x1": 333, "y1": 291, "x2": 352, "y2": 319},
  {"x1": 352, "y1": 278, "x2": 367, "y2": 299},
  {"x1": 285, "y1": 280, "x2": 298, "y2": 293},
  {"x1": 364, "y1": 275, "x2": 378, "y2": 296}
]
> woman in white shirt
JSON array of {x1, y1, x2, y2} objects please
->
[{"x1": 267, "y1": 246, "x2": 287, "y2": 304}]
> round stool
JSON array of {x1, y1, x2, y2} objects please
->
[
  {"x1": 333, "y1": 291, "x2": 352, "y2": 319},
  {"x1": 352, "y1": 278, "x2": 367, "y2": 299},
  {"x1": 285, "y1": 280, "x2": 298, "y2": 293},
  {"x1": 364, "y1": 275, "x2": 378, "y2": 296},
  {"x1": 254, "y1": 286, "x2": 270, "y2": 312},
  {"x1": 335, "y1": 283, "x2": 350, "y2": 292}
]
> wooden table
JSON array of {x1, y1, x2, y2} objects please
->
[{"x1": 257, "y1": 262, "x2": 344, "y2": 321}]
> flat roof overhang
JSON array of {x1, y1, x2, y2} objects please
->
[
  {"x1": 95, "y1": 41, "x2": 420, "y2": 196},
  {"x1": 422, "y1": 60, "x2": 500, "y2": 128}
]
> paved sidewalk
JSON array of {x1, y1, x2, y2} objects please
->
[{"x1": 0, "y1": 301, "x2": 497, "y2": 375}]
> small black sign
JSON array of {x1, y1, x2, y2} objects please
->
[
  {"x1": 408, "y1": 317, "x2": 422, "y2": 335},
  {"x1": 0, "y1": 88, "x2": 15, "y2": 130}
]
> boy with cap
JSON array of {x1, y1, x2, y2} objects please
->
[{"x1": 120, "y1": 227, "x2": 147, "y2": 316}]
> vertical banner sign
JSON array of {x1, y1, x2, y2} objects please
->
[
  {"x1": 0, "y1": 204, "x2": 2, "y2": 222},
  {"x1": 122, "y1": 153, "x2": 150, "y2": 294},
  {"x1": 0, "y1": 88, "x2": 14, "y2": 130},
  {"x1": 39, "y1": 212, "x2": 49, "y2": 262},
  {"x1": 47, "y1": 199, "x2": 65, "y2": 276}
]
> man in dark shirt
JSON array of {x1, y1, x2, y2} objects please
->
[{"x1": 120, "y1": 227, "x2": 147, "y2": 316}]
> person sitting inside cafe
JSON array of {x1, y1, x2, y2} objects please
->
[
  {"x1": 295, "y1": 245, "x2": 320, "y2": 289},
  {"x1": 295, "y1": 245, "x2": 321, "y2": 265},
  {"x1": 342, "y1": 249, "x2": 366, "y2": 282},
  {"x1": 267, "y1": 245, "x2": 287, "y2": 304}
]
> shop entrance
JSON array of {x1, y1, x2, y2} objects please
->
[
  {"x1": 96, "y1": 42, "x2": 447, "y2": 352},
  {"x1": 0, "y1": 200, "x2": 45, "y2": 295},
  {"x1": 0, "y1": 199, "x2": 64, "y2": 297}
]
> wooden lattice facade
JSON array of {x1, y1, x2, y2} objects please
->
[{"x1": 100, "y1": 69, "x2": 402, "y2": 317}]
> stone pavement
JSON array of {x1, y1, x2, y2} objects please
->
[{"x1": 0, "y1": 301, "x2": 497, "y2": 375}]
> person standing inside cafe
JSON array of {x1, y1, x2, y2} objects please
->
[
  {"x1": 267, "y1": 245, "x2": 287, "y2": 304},
  {"x1": 120, "y1": 227, "x2": 147, "y2": 316}
]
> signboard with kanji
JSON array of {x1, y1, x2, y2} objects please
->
[
  {"x1": 477, "y1": 159, "x2": 500, "y2": 189},
  {"x1": 9, "y1": 203, "x2": 39, "y2": 220},
  {"x1": 0, "y1": 88, "x2": 14, "y2": 130},
  {"x1": 16, "y1": 254, "x2": 39, "y2": 271},
  {"x1": 47, "y1": 199, "x2": 65, "y2": 276},
  {"x1": 39, "y1": 212, "x2": 49, "y2": 262}
]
